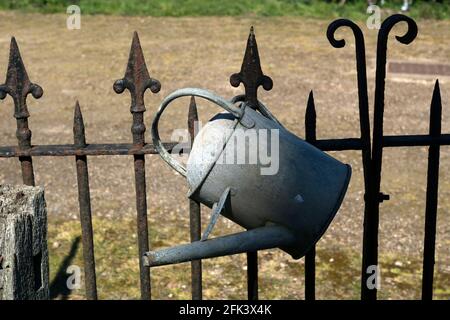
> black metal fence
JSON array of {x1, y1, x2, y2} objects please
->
[{"x1": 0, "y1": 14, "x2": 446, "y2": 300}]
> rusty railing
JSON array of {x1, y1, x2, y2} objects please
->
[{"x1": 0, "y1": 14, "x2": 446, "y2": 300}]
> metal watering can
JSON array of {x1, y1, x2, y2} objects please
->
[{"x1": 144, "y1": 88, "x2": 351, "y2": 267}]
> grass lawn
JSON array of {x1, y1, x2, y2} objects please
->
[
  {"x1": 48, "y1": 217, "x2": 450, "y2": 299},
  {"x1": 0, "y1": 0, "x2": 449, "y2": 20}
]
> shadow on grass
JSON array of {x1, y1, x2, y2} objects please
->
[{"x1": 49, "y1": 236, "x2": 81, "y2": 300}]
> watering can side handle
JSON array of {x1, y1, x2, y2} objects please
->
[
  {"x1": 200, "y1": 187, "x2": 231, "y2": 241},
  {"x1": 151, "y1": 88, "x2": 246, "y2": 176}
]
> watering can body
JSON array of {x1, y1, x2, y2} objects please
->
[
  {"x1": 187, "y1": 106, "x2": 351, "y2": 259},
  {"x1": 147, "y1": 88, "x2": 351, "y2": 267}
]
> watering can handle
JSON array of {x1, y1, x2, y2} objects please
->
[
  {"x1": 230, "y1": 94, "x2": 285, "y2": 129},
  {"x1": 151, "y1": 88, "x2": 246, "y2": 177}
]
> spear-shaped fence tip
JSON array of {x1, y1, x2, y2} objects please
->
[
  {"x1": 433, "y1": 79, "x2": 440, "y2": 93},
  {"x1": 188, "y1": 96, "x2": 198, "y2": 142},
  {"x1": 429, "y1": 80, "x2": 442, "y2": 136},
  {"x1": 73, "y1": 100, "x2": 86, "y2": 147},
  {"x1": 10, "y1": 36, "x2": 18, "y2": 54},
  {"x1": 74, "y1": 100, "x2": 81, "y2": 113},
  {"x1": 306, "y1": 90, "x2": 316, "y2": 118},
  {"x1": 305, "y1": 90, "x2": 317, "y2": 141},
  {"x1": 431, "y1": 79, "x2": 441, "y2": 114}
]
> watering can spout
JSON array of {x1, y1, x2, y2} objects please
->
[{"x1": 143, "y1": 225, "x2": 298, "y2": 267}]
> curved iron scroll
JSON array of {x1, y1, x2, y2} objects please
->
[
  {"x1": 326, "y1": 19, "x2": 372, "y2": 197},
  {"x1": 326, "y1": 19, "x2": 376, "y2": 301},
  {"x1": 368, "y1": 14, "x2": 418, "y2": 300},
  {"x1": 325, "y1": 14, "x2": 419, "y2": 300}
]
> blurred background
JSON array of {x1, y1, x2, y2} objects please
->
[
  {"x1": 0, "y1": 0, "x2": 448, "y2": 299},
  {"x1": 0, "y1": 0, "x2": 450, "y2": 19},
  {"x1": 0, "y1": 0, "x2": 448, "y2": 19}
]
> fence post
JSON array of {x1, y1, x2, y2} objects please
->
[
  {"x1": 230, "y1": 26, "x2": 273, "y2": 300},
  {"x1": 0, "y1": 184, "x2": 49, "y2": 300},
  {"x1": 188, "y1": 96, "x2": 203, "y2": 300},
  {"x1": 0, "y1": 38, "x2": 43, "y2": 187},
  {"x1": 73, "y1": 101, "x2": 98, "y2": 300},
  {"x1": 304, "y1": 91, "x2": 317, "y2": 300},
  {"x1": 421, "y1": 80, "x2": 442, "y2": 300},
  {"x1": 366, "y1": 15, "x2": 417, "y2": 300},
  {"x1": 113, "y1": 32, "x2": 161, "y2": 300},
  {"x1": 326, "y1": 19, "x2": 373, "y2": 300}
]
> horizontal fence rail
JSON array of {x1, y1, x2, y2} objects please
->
[
  {"x1": 2, "y1": 134, "x2": 449, "y2": 158},
  {"x1": 0, "y1": 14, "x2": 446, "y2": 300},
  {"x1": 0, "y1": 143, "x2": 178, "y2": 157}
]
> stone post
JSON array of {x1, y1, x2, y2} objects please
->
[{"x1": 0, "y1": 184, "x2": 49, "y2": 300}]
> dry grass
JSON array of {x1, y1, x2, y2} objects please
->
[{"x1": 0, "y1": 11, "x2": 448, "y2": 299}]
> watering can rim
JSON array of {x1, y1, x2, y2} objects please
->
[
  {"x1": 151, "y1": 87, "x2": 254, "y2": 178},
  {"x1": 186, "y1": 115, "x2": 240, "y2": 199}
]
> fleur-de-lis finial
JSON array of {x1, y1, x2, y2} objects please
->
[
  {"x1": 0, "y1": 37, "x2": 43, "y2": 148},
  {"x1": 230, "y1": 26, "x2": 273, "y2": 109},
  {"x1": 113, "y1": 32, "x2": 161, "y2": 145}
]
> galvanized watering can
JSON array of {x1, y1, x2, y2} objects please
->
[{"x1": 145, "y1": 88, "x2": 351, "y2": 267}]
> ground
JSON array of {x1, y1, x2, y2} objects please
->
[{"x1": 0, "y1": 11, "x2": 448, "y2": 299}]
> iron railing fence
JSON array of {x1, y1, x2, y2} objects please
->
[{"x1": 0, "y1": 14, "x2": 446, "y2": 300}]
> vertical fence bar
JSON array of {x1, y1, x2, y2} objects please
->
[
  {"x1": 230, "y1": 27, "x2": 272, "y2": 300},
  {"x1": 188, "y1": 96, "x2": 203, "y2": 300},
  {"x1": 0, "y1": 38, "x2": 43, "y2": 186},
  {"x1": 134, "y1": 153, "x2": 150, "y2": 299},
  {"x1": 19, "y1": 156, "x2": 34, "y2": 186},
  {"x1": 113, "y1": 32, "x2": 161, "y2": 299},
  {"x1": 304, "y1": 91, "x2": 316, "y2": 300},
  {"x1": 246, "y1": 251, "x2": 258, "y2": 300},
  {"x1": 367, "y1": 15, "x2": 417, "y2": 300},
  {"x1": 73, "y1": 101, "x2": 98, "y2": 300},
  {"x1": 422, "y1": 80, "x2": 442, "y2": 300},
  {"x1": 326, "y1": 20, "x2": 373, "y2": 300}
]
